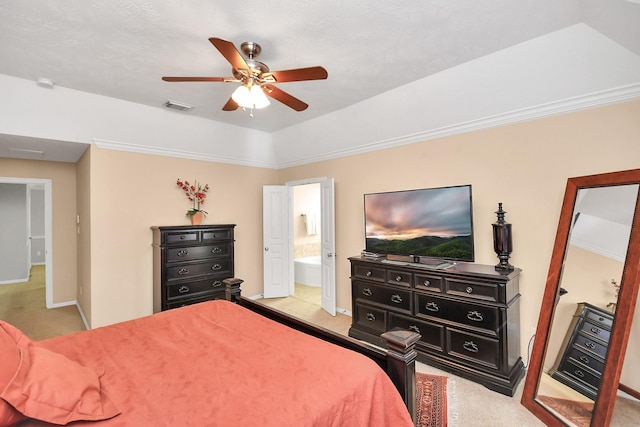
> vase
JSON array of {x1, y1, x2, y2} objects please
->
[{"x1": 190, "y1": 211, "x2": 203, "y2": 225}]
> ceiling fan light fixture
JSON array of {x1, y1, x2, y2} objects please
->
[{"x1": 231, "y1": 85, "x2": 270, "y2": 109}]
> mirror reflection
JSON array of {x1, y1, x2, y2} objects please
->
[{"x1": 534, "y1": 184, "x2": 640, "y2": 426}]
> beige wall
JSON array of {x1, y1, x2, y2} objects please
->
[
  {"x1": 277, "y1": 99, "x2": 640, "y2": 357},
  {"x1": 1, "y1": 99, "x2": 639, "y2": 363},
  {"x1": 76, "y1": 148, "x2": 91, "y2": 321},
  {"x1": 293, "y1": 183, "x2": 321, "y2": 258},
  {"x1": 86, "y1": 147, "x2": 277, "y2": 327},
  {"x1": 0, "y1": 158, "x2": 77, "y2": 303}
]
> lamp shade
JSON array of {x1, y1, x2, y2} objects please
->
[{"x1": 231, "y1": 85, "x2": 270, "y2": 109}]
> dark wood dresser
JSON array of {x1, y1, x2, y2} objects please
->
[
  {"x1": 152, "y1": 225, "x2": 235, "y2": 312},
  {"x1": 348, "y1": 256, "x2": 524, "y2": 396},
  {"x1": 549, "y1": 302, "x2": 614, "y2": 400}
]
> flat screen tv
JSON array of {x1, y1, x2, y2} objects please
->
[{"x1": 364, "y1": 184, "x2": 475, "y2": 262}]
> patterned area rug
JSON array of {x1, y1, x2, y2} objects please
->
[
  {"x1": 416, "y1": 372, "x2": 448, "y2": 427},
  {"x1": 536, "y1": 395, "x2": 593, "y2": 427}
]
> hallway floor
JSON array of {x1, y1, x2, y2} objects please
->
[{"x1": 0, "y1": 265, "x2": 85, "y2": 340}]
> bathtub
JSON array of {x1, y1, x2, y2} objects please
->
[{"x1": 294, "y1": 255, "x2": 321, "y2": 287}]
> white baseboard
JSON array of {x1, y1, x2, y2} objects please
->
[{"x1": 75, "y1": 302, "x2": 90, "y2": 330}]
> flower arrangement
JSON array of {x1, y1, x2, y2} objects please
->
[
  {"x1": 176, "y1": 179, "x2": 209, "y2": 216},
  {"x1": 606, "y1": 278, "x2": 620, "y2": 313}
]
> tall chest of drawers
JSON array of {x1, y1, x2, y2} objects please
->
[
  {"x1": 152, "y1": 225, "x2": 235, "y2": 312},
  {"x1": 348, "y1": 256, "x2": 524, "y2": 396},
  {"x1": 549, "y1": 302, "x2": 613, "y2": 400}
]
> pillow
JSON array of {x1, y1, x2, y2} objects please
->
[
  {"x1": 0, "y1": 322, "x2": 28, "y2": 426},
  {"x1": 0, "y1": 321, "x2": 120, "y2": 426}
]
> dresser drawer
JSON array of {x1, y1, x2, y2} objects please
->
[
  {"x1": 389, "y1": 313, "x2": 444, "y2": 353},
  {"x1": 415, "y1": 293, "x2": 499, "y2": 335},
  {"x1": 387, "y1": 269, "x2": 412, "y2": 287},
  {"x1": 352, "y1": 264, "x2": 386, "y2": 282},
  {"x1": 202, "y1": 229, "x2": 232, "y2": 242},
  {"x1": 165, "y1": 231, "x2": 199, "y2": 245},
  {"x1": 447, "y1": 329, "x2": 500, "y2": 370},
  {"x1": 414, "y1": 273, "x2": 444, "y2": 293},
  {"x1": 165, "y1": 293, "x2": 223, "y2": 310},
  {"x1": 557, "y1": 359, "x2": 602, "y2": 390},
  {"x1": 166, "y1": 243, "x2": 231, "y2": 263},
  {"x1": 574, "y1": 333, "x2": 608, "y2": 359},
  {"x1": 445, "y1": 277, "x2": 501, "y2": 302},
  {"x1": 166, "y1": 259, "x2": 231, "y2": 281},
  {"x1": 579, "y1": 319, "x2": 611, "y2": 343},
  {"x1": 584, "y1": 308, "x2": 613, "y2": 329},
  {"x1": 166, "y1": 277, "x2": 226, "y2": 299},
  {"x1": 354, "y1": 304, "x2": 387, "y2": 334},
  {"x1": 354, "y1": 281, "x2": 411, "y2": 314},
  {"x1": 566, "y1": 347, "x2": 605, "y2": 375}
]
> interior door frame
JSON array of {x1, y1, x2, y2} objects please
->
[
  {"x1": 0, "y1": 177, "x2": 53, "y2": 308},
  {"x1": 286, "y1": 177, "x2": 336, "y2": 315}
]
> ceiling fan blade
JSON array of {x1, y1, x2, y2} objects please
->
[
  {"x1": 209, "y1": 38, "x2": 250, "y2": 72},
  {"x1": 222, "y1": 98, "x2": 239, "y2": 111},
  {"x1": 162, "y1": 77, "x2": 234, "y2": 82},
  {"x1": 265, "y1": 66, "x2": 328, "y2": 83},
  {"x1": 263, "y1": 84, "x2": 308, "y2": 111}
]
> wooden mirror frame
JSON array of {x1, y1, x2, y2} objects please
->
[{"x1": 521, "y1": 168, "x2": 640, "y2": 426}]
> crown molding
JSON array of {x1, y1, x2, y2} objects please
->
[
  {"x1": 91, "y1": 138, "x2": 279, "y2": 169},
  {"x1": 277, "y1": 83, "x2": 640, "y2": 169},
  {"x1": 94, "y1": 83, "x2": 640, "y2": 170}
]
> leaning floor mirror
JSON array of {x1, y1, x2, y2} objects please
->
[{"x1": 521, "y1": 168, "x2": 640, "y2": 426}]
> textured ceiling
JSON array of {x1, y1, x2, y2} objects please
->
[{"x1": 1, "y1": 0, "x2": 640, "y2": 163}]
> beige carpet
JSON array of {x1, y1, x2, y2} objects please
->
[
  {"x1": 0, "y1": 265, "x2": 85, "y2": 340},
  {"x1": 256, "y1": 283, "x2": 352, "y2": 336}
]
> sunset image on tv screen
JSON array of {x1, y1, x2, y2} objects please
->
[{"x1": 364, "y1": 185, "x2": 474, "y2": 260}]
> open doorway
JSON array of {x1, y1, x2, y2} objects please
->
[
  {"x1": 263, "y1": 177, "x2": 336, "y2": 316},
  {"x1": 292, "y1": 183, "x2": 322, "y2": 306},
  {"x1": 0, "y1": 177, "x2": 53, "y2": 307}
]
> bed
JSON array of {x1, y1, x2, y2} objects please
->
[{"x1": 1, "y1": 281, "x2": 418, "y2": 426}]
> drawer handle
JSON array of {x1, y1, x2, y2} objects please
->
[
  {"x1": 466, "y1": 286, "x2": 473, "y2": 294},
  {"x1": 212, "y1": 281, "x2": 222, "y2": 288},
  {"x1": 366, "y1": 271, "x2": 372, "y2": 277},
  {"x1": 574, "y1": 370, "x2": 585, "y2": 379},
  {"x1": 177, "y1": 250, "x2": 188, "y2": 257},
  {"x1": 178, "y1": 285, "x2": 190, "y2": 294},
  {"x1": 463, "y1": 340, "x2": 479, "y2": 353},
  {"x1": 598, "y1": 316, "x2": 605, "y2": 322},
  {"x1": 409, "y1": 325, "x2": 421, "y2": 334},
  {"x1": 211, "y1": 264, "x2": 222, "y2": 271},
  {"x1": 395, "y1": 275, "x2": 402, "y2": 282},
  {"x1": 423, "y1": 279, "x2": 431, "y2": 286},
  {"x1": 211, "y1": 247, "x2": 222, "y2": 254},
  {"x1": 177, "y1": 268, "x2": 189, "y2": 275},
  {"x1": 180, "y1": 235, "x2": 187, "y2": 240},
  {"x1": 425, "y1": 301, "x2": 439, "y2": 312},
  {"x1": 467, "y1": 310, "x2": 484, "y2": 322},
  {"x1": 366, "y1": 312, "x2": 376, "y2": 321},
  {"x1": 584, "y1": 341, "x2": 595, "y2": 349},
  {"x1": 590, "y1": 327, "x2": 601, "y2": 335},
  {"x1": 579, "y1": 355, "x2": 590, "y2": 364},
  {"x1": 391, "y1": 294, "x2": 403, "y2": 304},
  {"x1": 362, "y1": 288, "x2": 373, "y2": 297}
]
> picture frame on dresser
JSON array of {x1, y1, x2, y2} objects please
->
[
  {"x1": 348, "y1": 256, "x2": 524, "y2": 396},
  {"x1": 151, "y1": 224, "x2": 236, "y2": 312}
]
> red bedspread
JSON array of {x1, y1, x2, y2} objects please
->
[{"x1": 30, "y1": 300, "x2": 412, "y2": 426}]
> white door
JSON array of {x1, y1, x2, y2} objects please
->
[
  {"x1": 320, "y1": 178, "x2": 336, "y2": 316},
  {"x1": 263, "y1": 185, "x2": 290, "y2": 298}
]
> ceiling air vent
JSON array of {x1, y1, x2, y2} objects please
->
[{"x1": 164, "y1": 100, "x2": 192, "y2": 111}]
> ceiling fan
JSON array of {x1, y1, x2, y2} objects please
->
[{"x1": 162, "y1": 37, "x2": 328, "y2": 113}]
